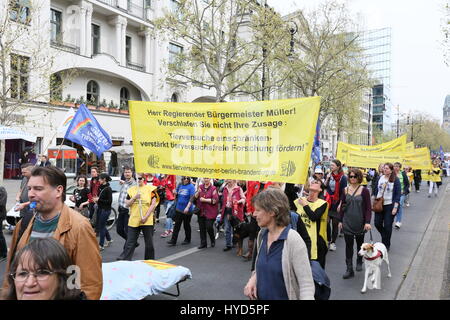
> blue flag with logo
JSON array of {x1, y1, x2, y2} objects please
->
[
  {"x1": 440, "y1": 145, "x2": 445, "y2": 161},
  {"x1": 311, "y1": 120, "x2": 321, "y2": 164},
  {"x1": 64, "y1": 104, "x2": 112, "y2": 157}
]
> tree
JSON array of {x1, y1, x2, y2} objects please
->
[
  {"x1": 0, "y1": 0, "x2": 76, "y2": 183},
  {"x1": 154, "y1": 0, "x2": 289, "y2": 102},
  {"x1": 280, "y1": 1, "x2": 372, "y2": 124}
]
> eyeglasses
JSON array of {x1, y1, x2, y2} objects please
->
[
  {"x1": 348, "y1": 175, "x2": 357, "y2": 178},
  {"x1": 137, "y1": 177, "x2": 143, "y2": 180},
  {"x1": 10, "y1": 269, "x2": 56, "y2": 282}
]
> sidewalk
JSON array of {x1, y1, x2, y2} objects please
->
[
  {"x1": 396, "y1": 180, "x2": 450, "y2": 300},
  {"x1": 2, "y1": 179, "x2": 22, "y2": 212}
]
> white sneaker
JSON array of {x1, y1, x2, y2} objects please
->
[
  {"x1": 329, "y1": 243, "x2": 337, "y2": 251},
  {"x1": 104, "y1": 239, "x2": 113, "y2": 247},
  {"x1": 99, "y1": 246, "x2": 105, "y2": 251},
  {"x1": 394, "y1": 222, "x2": 402, "y2": 229}
]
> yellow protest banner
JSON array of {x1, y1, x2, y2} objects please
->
[
  {"x1": 129, "y1": 97, "x2": 321, "y2": 183},
  {"x1": 405, "y1": 142, "x2": 414, "y2": 152},
  {"x1": 344, "y1": 150, "x2": 404, "y2": 168},
  {"x1": 336, "y1": 135, "x2": 407, "y2": 164},
  {"x1": 403, "y1": 147, "x2": 432, "y2": 170}
]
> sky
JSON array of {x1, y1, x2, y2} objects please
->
[{"x1": 267, "y1": 0, "x2": 450, "y2": 123}]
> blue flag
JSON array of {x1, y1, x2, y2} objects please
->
[
  {"x1": 312, "y1": 120, "x2": 321, "y2": 164},
  {"x1": 64, "y1": 104, "x2": 112, "y2": 158},
  {"x1": 440, "y1": 145, "x2": 445, "y2": 161}
]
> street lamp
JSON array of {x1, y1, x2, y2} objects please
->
[{"x1": 289, "y1": 21, "x2": 298, "y2": 58}]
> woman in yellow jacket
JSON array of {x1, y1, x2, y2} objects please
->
[
  {"x1": 428, "y1": 160, "x2": 441, "y2": 198},
  {"x1": 117, "y1": 173, "x2": 159, "y2": 260}
]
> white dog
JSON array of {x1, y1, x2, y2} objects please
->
[{"x1": 358, "y1": 242, "x2": 391, "y2": 294}]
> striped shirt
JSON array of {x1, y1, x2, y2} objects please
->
[
  {"x1": 29, "y1": 213, "x2": 60, "y2": 242},
  {"x1": 119, "y1": 179, "x2": 136, "y2": 208}
]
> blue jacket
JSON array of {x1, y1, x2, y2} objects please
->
[{"x1": 175, "y1": 183, "x2": 196, "y2": 212}]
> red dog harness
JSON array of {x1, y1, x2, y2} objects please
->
[{"x1": 364, "y1": 251, "x2": 383, "y2": 261}]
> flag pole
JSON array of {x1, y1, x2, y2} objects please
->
[{"x1": 136, "y1": 178, "x2": 144, "y2": 220}]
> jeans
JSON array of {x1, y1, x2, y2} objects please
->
[
  {"x1": 198, "y1": 215, "x2": 215, "y2": 246},
  {"x1": 98, "y1": 208, "x2": 112, "y2": 247},
  {"x1": 289, "y1": 211, "x2": 298, "y2": 231},
  {"x1": 0, "y1": 218, "x2": 7, "y2": 257},
  {"x1": 164, "y1": 200, "x2": 174, "y2": 231},
  {"x1": 170, "y1": 210, "x2": 192, "y2": 243},
  {"x1": 395, "y1": 195, "x2": 406, "y2": 223},
  {"x1": 119, "y1": 225, "x2": 155, "y2": 260},
  {"x1": 224, "y1": 209, "x2": 233, "y2": 248},
  {"x1": 374, "y1": 204, "x2": 395, "y2": 250},
  {"x1": 117, "y1": 207, "x2": 129, "y2": 242}
]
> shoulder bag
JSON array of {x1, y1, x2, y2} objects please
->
[{"x1": 372, "y1": 183, "x2": 387, "y2": 213}]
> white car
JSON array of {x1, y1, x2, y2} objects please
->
[{"x1": 4, "y1": 177, "x2": 120, "y2": 232}]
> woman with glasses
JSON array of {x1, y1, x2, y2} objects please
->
[
  {"x1": 117, "y1": 173, "x2": 158, "y2": 260},
  {"x1": 3, "y1": 238, "x2": 85, "y2": 300},
  {"x1": 338, "y1": 168, "x2": 372, "y2": 279},
  {"x1": 295, "y1": 179, "x2": 329, "y2": 269}
]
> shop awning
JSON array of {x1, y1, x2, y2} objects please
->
[{"x1": 0, "y1": 126, "x2": 37, "y2": 143}]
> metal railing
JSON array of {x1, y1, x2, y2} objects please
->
[
  {"x1": 50, "y1": 40, "x2": 80, "y2": 55},
  {"x1": 97, "y1": 0, "x2": 118, "y2": 7},
  {"x1": 127, "y1": 2, "x2": 145, "y2": 19}
]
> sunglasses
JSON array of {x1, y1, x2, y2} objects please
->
[
  {"x1": 137, "y1": 177, "x2": 143, "y2": 180},
  {"x1": 348, "y1": 175, "x2": 357, "y2": 178}
]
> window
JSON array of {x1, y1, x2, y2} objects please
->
[
  {"x1": 50, "y1": 9, "x2": 62, "y2": 42},
  {"x1": 372, "y1": 85, "x2": 383, "y2": 97},
  {"x1": 9, "y1": 0, "x2": 31, "y2": 24},
  {"x1": 373, "y1": 96, "x2": 384, "y2": 105},
  {"x1": 171, "y1": 93, "x2": 178, "y2": 102},
  {"x1": 168, "y1": 42, "x2": 183, "y2": 64},
  {"x1": 120, "y1": 87, "x2": 130, "y2": 109},
  {"x1": 86, "y1": 80, "x2": 99, "y2": 105},
  {"x1": 145, "y1": 0, "x2": 151, "y2": 8},
  {"x1": 10, "y1": 54, "x2": 29, "y2": 100},
  {"x1": 50, "y1": 73, "x2": 62, "y2": 101},
  {"x1": 126, "y1": 36, "x2": 132, "y2": 63},
  {"x1": 92, "y1": 24, "x2": 100, "y2": 55}
]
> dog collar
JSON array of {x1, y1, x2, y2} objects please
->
[{"x1": 364, "y1": 251, "x2": 383, "y2": 261}]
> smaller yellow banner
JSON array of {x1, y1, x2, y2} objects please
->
[
  {"x1": 337, "y1": 135, "x2": 407, "y2": 164},
  {"x1": 345, "y1": 150, "x2": 404, "y2": 168},
  {"x1": 403, "y1": 147, "x2": 432, "y2": 170}
]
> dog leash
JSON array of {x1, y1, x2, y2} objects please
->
[{"x1": 369, "y1": 230, "x2": 374, "y2": 244}]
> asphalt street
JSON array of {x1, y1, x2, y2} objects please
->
[{"x1": 0, "y1": 178, "x2": 448, "y2": 300}]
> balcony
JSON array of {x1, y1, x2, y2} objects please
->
[
  {"x1": 126, "y1": 60, "x2": 145, "y2": 72},
  {"x1": 97, "y1": 0, "x2": 147, "y2": 20},
  {"x1": 50, "y1": 40, "x2": 80, "y2": 55}
]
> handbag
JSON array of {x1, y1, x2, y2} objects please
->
[{"x1": 373, "y1": 183, "x2": 387, "y2": 213}]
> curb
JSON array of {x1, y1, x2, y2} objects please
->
[{"x1": 395, "y1": 181, "x2": 450, "y2": 300}]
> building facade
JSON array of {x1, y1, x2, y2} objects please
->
[{"x1": 2, "y1": 0, "x2": 217, "y2": 178}]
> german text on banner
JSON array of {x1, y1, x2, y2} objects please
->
[
  {"x1": 336, "y1": 135, "x2": 407, "y2": 165},
  {"x1": 344, "y1": 150, "x2": 404, "y2": 168},
  {"x1": 403, "y1": 147, "x2": 432, "y2": 170},
  {"x1": 129, "y1": 97, "x2": 321, "y2": 183}
]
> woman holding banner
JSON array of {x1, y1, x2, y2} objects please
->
[
  {"x1": 428, "y1": 160, "x2": 441, "y2": 198},
  {"x1": 117, "y1": 173, "x2": 158, "y2": 260},
  {"x1": 325, "y1": 160, "x2": 347, "y2": 252},
  {"x1": 374, "y1": 163, "x2": 401, "y2": 251}
]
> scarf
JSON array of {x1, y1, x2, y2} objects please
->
[{"x1": 331, "y1": 172, "x2": 344, "y2": 203}]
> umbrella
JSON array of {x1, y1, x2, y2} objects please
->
[{"x1": 0, "y1": 126, "x2": 37, "y2": 143}]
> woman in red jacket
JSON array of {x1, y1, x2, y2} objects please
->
[{"x1": 221, "y1": 180, "x2": 245, "y2": 251}]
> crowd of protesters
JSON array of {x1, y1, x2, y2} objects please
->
[{"x1": 0, "y1": 155, "x2": 446, "y2": 300}]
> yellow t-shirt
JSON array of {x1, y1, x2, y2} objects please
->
[
  {"x1": 428, "y1": 167, "x2": 441, "y2": 183},
  {"x1": 127, "y1": 185, "x2": 159, "y2": 227}
]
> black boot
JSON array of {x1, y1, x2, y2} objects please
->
[
  {"x1": 343, "y1": 259, "x2": 355, "y2": 279},
  {"x1": 356, "y1": 256, "x2": 363, "y2": 272}
]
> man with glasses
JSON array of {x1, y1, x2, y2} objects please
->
[{"x1": 2, "y1": 166, "x2": 102, "y2": 300}]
